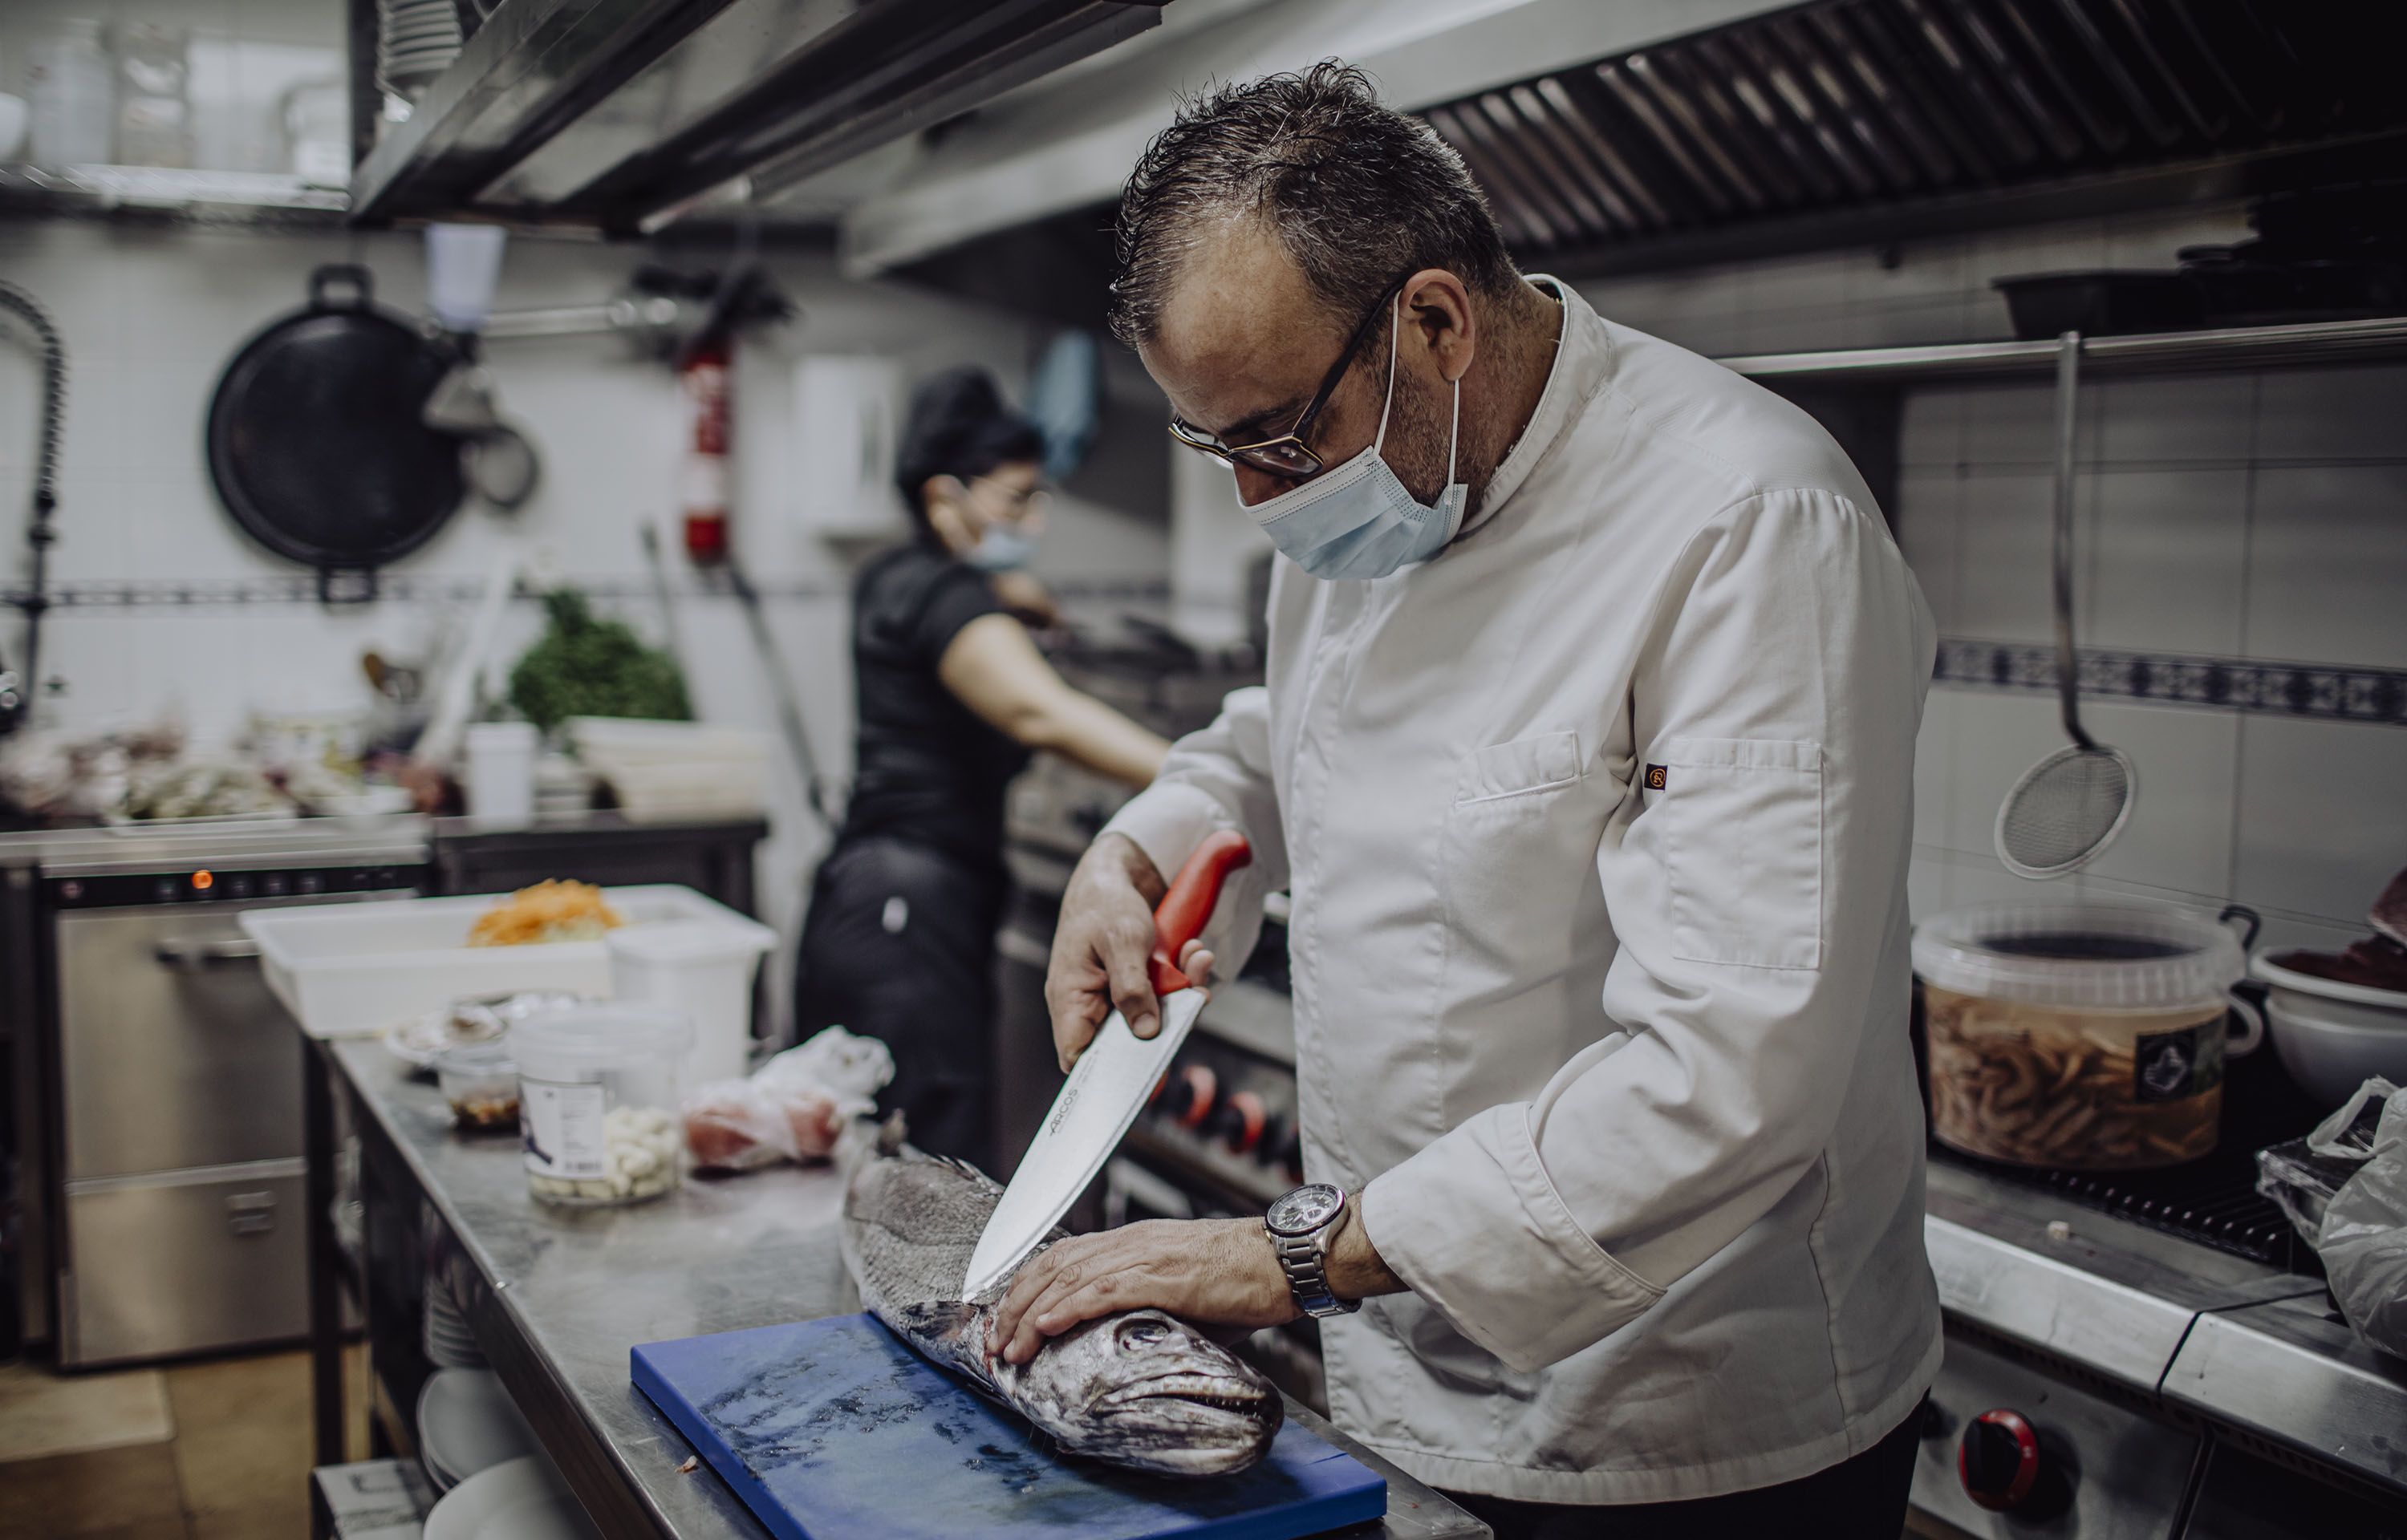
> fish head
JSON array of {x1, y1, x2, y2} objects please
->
[{"x1": 1015, "y1": 1310, "x2": 1282, "y2": 1475}]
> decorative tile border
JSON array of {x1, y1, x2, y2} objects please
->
[
  {"x1": 1, "y1": 575, "x2": 1171, "y2": 611},
  {"x1": 1934, "y1": 638, "x2": 2407, "y2": 727}
]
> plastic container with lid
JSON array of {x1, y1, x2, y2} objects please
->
[
  {"x1": 1913, "y1": 902, "x2": 2264, "y2": 1169},
  {"x1": 435, "y1": 1040, "x2": 520, "y2": 1132},
  {"x1": 512, "y1": 1006, "x2": 690, "y2": 1206},
  {"x1": 607, "y1": 916, "x2": 775, "y2": 1086}
]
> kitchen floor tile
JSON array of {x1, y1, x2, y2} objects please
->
[
  {"x1": 0, "y1": 1441, "x2": 188, "y2": 1537},
  {"x1": 2234, "y1": 716, "x2": 2407, "y2": 925},
  {"x1": 2083, "y1": 468, "x2": 2249, "y2": 656},
  {"x1": 164, "y1": 1352, "x2": 314, "y2": 1530},
  {"x1": 0, "y1": 1363, "x2": 174, "y2": 1464},
  {"x1": 2242, "y1": 464, "x2": 2407, "y2": 669}
]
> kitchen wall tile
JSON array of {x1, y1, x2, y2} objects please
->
[
  {"x1": 1955, "y1": 379, "x2": 2103, "y2": 468},
  {"x1": 1909, "y1": 852, "x2": 1951, "y2": 923},
  {"x1": 2083, "y1": 468, "x2": 2249, "y2": 656},
  {"x1": 2096, "y1": 375, "x2": 2257, "y2": 466},
  {"x1": 1952, "y1": 472, "x2": 2056, "y2": 642},
  {"x1": 1740, "y1": 250, "x2": 1858, "y2": 317},
  {"x1": 1898, "y1": 388, "x2": 1965, "y2": 469},
  {"x1": 1973, "y1": 219, "x2": 2111, "y2": 285},
  {"x1": 2069, "y1": 699, "x2": 2239, "y2": 899},
  {"x1": 2253, "y1": 363, "x2": 2407, "y2": 464},
  {"x1": 2102, "y1": 205, "x2": 2248, "y2": 270},
  {"x1": 1843, "y1": 237, "x2": 1972, "y2": 306},
  {"x1": 2234, "y1": 716, "x2": 2407, "y2": 924},
  {"x1": 30, "y1": 614, "x2": 135, "y2": 729},
  {"x1": 2251, "y1": 913, "x2": 2371, "y2": 959},
  {"x1": 1942, "y1": 850, "x2": 2055, "y2": 912},
  {"x1": 2068, "y1": 869, "x2": 2225, "y2": 916},
  {"x1": 2243, "y1": 464, "x2": 2407, "y2": 669},
  {"x1": 1727, "y1": 305, "x2": 1854, "y2": 356},
  {"x1": 1841, "y1": 298, "x2": 1978, "y2": 351},
  {"x1": 35, "y1": 470, "x2": 128, "y2": 585},
  {"x1": 1894, "y1": 468, "x2": 1960, "y2": 634},
  {"x1": 1913, "y1": 686, "x2": 1960, "y2": 853},
  {"x1": 113, "y1": 355, "x2": 221, "y2": 477},
  {"x1": 1939, "y1": 687, "x2": 2064, "y2": 856}
]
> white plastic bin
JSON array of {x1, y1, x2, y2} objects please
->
[
  {"x1": 242, "y1": 885, "x2": 767, "y2": 1038},
  {"x1": 607, "y1": 917, "x2": 775, "y2": 1085}
]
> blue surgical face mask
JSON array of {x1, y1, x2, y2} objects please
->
[
  {"x1": 1247, "y1": 295, "x2": 1467, "y2": 582},
  {"x1": 965, "y1": 525, "x2": 1037, "y2": 573}
]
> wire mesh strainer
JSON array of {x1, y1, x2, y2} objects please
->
[{"x1": 1996, "y1": 333, "x2": 2135, "y2": 879}]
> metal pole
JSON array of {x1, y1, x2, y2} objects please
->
[{"x1": 2051, "y1": 329, "x2": 2091, "y2": 749}]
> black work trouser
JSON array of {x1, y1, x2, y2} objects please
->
[
  {"x1": 1443, "y1": 1405, "x2": 1922, "y2": 1540},
  {"x1": 794, "y1": 835, "x2": 1006, "y2": 1171}
]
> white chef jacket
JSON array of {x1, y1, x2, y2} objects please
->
[{"x1": 1102, "y1": 279, "x2": 1942, "y2": 1505}]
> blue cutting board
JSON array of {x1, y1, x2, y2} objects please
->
[{"x1": 631, "y1": 1315, "x2": 1386, "y2": 1540}]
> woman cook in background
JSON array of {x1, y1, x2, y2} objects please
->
[{"x1": 794, "y1": 368, "x2": 1168, "y2": 1169}]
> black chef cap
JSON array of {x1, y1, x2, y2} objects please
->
[{"x1": 894, "y1": 367, "x2": 1045, "y2": 520}]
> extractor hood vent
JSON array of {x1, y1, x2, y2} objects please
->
[{"x1": 1421, "y1": 0, "x2": 2406, "y2": 270}]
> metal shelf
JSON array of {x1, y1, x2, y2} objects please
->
[
  {"x1": 0, "y1": 163, "x2": 350, "y2": 223},
  {"x1": 1717, "y1": 315, "x2": 2407, "y2": 384}
]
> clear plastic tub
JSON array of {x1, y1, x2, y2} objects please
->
[
  {"x1": 513, "y1": 1006, "x2": 690, "y2": 1206},
  {"x1": 1914, "y1": 902, "x2": 2262, "y2": 1169},
  {"x1": 607, "y1": 918, "x2": 774, "y2": 1086},
  {"x1": 435, "y1": 1040, "x2": 520, "y2": 1133}
]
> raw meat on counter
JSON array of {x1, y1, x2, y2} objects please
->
[{"x1": 684, "y1": 1026, "x2": 894, "y2": 1171}]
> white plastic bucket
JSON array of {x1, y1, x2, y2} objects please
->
[
  {"x1": 607, "y1": 918, "x2": 776, "y2": 1085},
  {"x1": 465, "y1": 721, "x2": 538, "y2": 829}
]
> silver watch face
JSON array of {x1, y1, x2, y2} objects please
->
[{"x1": 1267, "y1": 1183, "x2": 1345, "y2": 1238}]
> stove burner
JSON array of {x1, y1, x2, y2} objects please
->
[{"x1": 1931, "y1": 1141, "x2": 2314, "y2": 1271}]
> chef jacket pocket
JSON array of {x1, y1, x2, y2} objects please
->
[
  {"x1": 1657, "y1": 736, "x2": 1823, "y2": 970},
  {"x1": 1454, "y1": 730, "x2": 1581, "y2": 805}
]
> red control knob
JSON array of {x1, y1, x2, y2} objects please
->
[
  {"x1": 1163, "y1": 1065, "x2": 1217, "y2": 1130},
  {"x1": 1218, "y1": 1091, "x2": 1268, "y2": 1153},
  {"x1": 1958, "y1": 1409, "x2": 2040, "y2": 1512}
]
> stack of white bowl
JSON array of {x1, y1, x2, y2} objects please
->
[
  {"x1": 424, "y1": 1455, "x2": 599, "y2": 1540},
  {"x1": 416, "y1": 1368, "x2": 542, "y2": 1494},
  {"x1": 2251, "y1": 953, "x2": 2407, "y2": 1107},
  {"x1": 378, "y1": 0, "x2": 465, "y2": 99}
]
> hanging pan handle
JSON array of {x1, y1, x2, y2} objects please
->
[{"x1": 308, "y1": 265, "x2": 375, "y2": 312}]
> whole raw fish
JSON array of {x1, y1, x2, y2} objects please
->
[{"x1": 839, "y1": 1119, "x2": 1281, "y2": 1476}]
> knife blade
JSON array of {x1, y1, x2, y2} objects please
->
[{"x1": 962, "y1": 829, "x2": 1253, "y2": 1300}]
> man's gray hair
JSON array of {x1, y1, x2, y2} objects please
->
[{"x1": 1109, "y1": 62, "x2": 1521, "y2": 350}]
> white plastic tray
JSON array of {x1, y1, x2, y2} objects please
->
[{"x1": 242, "y1": 884, "x2": 761, "y2": 1039}]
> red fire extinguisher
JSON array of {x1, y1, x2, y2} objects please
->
[{"x1": 680, "y1": 338, "x2": 732, "y2": 565}]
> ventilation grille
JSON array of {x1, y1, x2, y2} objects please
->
[{"x1": 1419, "y1": 0, "x2": 2404, "y2": 260}]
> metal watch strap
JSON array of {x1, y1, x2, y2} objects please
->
[{"x1": 1273, "y1": 1223, "x2": 1359, "y2": 1319}]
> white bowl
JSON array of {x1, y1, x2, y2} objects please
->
[
  {"x1": 416, "y1": 1369, "x2": 540, "y2": 1493},
  {"x1": 2252, "y1": 956, "x2": 2407, "y2": 1108},
  {"x1": 424, "y1": 1456, "x2": 597, "y2": 1540}
]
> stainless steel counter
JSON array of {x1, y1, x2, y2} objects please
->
[
  {"x1": 315, "y1": 1038, "x2": 1487, "y2": 1539},
  {"x1": 0, "y1": 816, "x2": 430, "y2": 873}
]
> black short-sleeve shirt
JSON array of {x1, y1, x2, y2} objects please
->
[{"x1": 836, "y1": 542, "x2": 1033, "y2": 869}]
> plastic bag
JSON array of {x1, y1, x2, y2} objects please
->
[
  {"x1": 2318, "y1": 1079, "x2": 2407, "y2": 1360},
  {"x1": 684, "y1": 1027, "x2": 894, "y2": 1171},
  {"x1": 2257, "y1": 1077, "x2": 2391, "y2": 1242}
]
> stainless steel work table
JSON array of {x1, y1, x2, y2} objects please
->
[{"x1": 303, "y1": 1035, "x2": 1486, "y2": 1539}]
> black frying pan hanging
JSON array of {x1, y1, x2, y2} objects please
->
[{"x1": 206, "y1": 265, "x2": 466, "y2": 601}]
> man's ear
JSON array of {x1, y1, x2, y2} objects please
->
[{"x1": 1401, "y1": 270, "x2": 1478, "y2": 384}]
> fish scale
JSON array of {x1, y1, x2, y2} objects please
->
[{"x1": 838, "y1": 1129, "x2": 1282, "y2": 1476}]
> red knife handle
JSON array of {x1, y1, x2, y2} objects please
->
[{"x1": 1147, "y1": 830, "x2": 1252, "y2": 995}]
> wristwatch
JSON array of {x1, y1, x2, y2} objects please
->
[{"x1": 1266, "y1": 1183, "x2": 1361, "y2": 1319}]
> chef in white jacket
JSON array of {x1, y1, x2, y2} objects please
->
[{"x1": 992, "y1": 64, "x2": 1942, "y2": 1537}]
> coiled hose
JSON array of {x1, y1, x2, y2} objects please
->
[{"x1": 0, "y1": 280, "x2": 64, "y2": 734}]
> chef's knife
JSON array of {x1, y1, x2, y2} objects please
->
[{"x1": 962, "y1": 829, "x2": 1252, "y2": 1300}]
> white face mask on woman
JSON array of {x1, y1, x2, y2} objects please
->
[{"x1": 1246, "y1": 294, "x2": 1467, "y2": 582}]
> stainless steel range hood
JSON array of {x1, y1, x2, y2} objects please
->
[
  {"x1": 347, "y1": 0, "x2": 1171, "y2": 232},
  {"x1": 841, "y1": 0, "x2": 2404, "y2": 307}
]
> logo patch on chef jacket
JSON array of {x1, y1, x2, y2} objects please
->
[{"x1": 1645, "y1": 764, "x2": 1669, "y2": 791}]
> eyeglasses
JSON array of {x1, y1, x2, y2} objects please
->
[
  {"x1": 973, "y1": 477, "x2": 1050, "y2": 521},
  {"x1": 1166, "y1": 273, "x2": 1411, "y2": 480}
]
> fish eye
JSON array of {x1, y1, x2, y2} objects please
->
[{"x1": 1117, "y1": 1318, "x2": 1172, "y2": 1351}]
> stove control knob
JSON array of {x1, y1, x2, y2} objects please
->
[
  {"x1": 1958, "y1": 1408, "x2": 2042, "y2": 1512},
  {"x1": 1214, "y1": 1091, "x2": 1268, "y2": 1154},
  {"x1": 1162, "y1": 1065, "x2": 1217, "y2": 1130}
]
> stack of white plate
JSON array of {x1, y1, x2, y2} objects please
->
[
  {"x1": 416, "y1": 1368, "x2": 542, "y2": 1493},
  {"x1": 379, "y1": 0, "x2": 464, "y2": 99},
  {"x1": 424, "y1": 1456, "x2": 599, "y2": 1540},
  {"x1": 423, "y1": 1274, "x2": 485, "y2": 1369}
]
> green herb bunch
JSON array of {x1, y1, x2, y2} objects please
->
[{"x1": 508, "y1": 588, "x2": 692, "y2": 732}]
